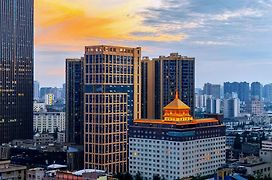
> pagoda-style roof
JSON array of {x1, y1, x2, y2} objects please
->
[{"x1": 164, "y1": 91, "x2": 190, "y2": 110}]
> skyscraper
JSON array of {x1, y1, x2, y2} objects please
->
[
  {"x1": 263, "y1": 84, "x2": 272, "y2": 102},
  {"x1": 223, "y1": 82, "x2": 250, "y2": 102},
  {"x1": 206, "y1": 97, "x2": 221, "y2": 114},
  {"x1": 223, "y1": 97, "x2": 240, "y2": 118},
  {"x1": 0, "y1": 0, "x2": 34, "y2": 143},
  {"x1": 239, "y1": 82, "x2": 250, "y2": 102},
  {"x1": 141, "y1": 57, "x2": 155, "y2": 119},
  {"x1": 34, "y1": 81, "x2": 40, "y2": 100},
  {"x1": 66, "y1": 58, "x2": 84, "y2": 145},
  {"x1": 251, "y1": 82, "x2": 262, "y2": 100},
  {"x1": 203, "y1": 83, "x2": 221, "y2": 99},
  {"x1": 84, "y1": 45, "x2": 141, "y2": 174},
  {"x1": 142, "y1": 53, "x2": 195, "y2": 119}
]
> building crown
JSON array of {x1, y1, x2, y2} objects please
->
[{"x1": 163, "y1": 90, "x2": 193, "y2": 122}]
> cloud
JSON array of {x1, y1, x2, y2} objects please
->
[
  {"x1": 212, "y1": 8, "x2": 263, "y2": 21},
  {"x1": 35, "y1": 0, "x2": 182, "y2": 52},
  {"x1": 193, "y1": 41, "x2": 232, "y2": 46}
]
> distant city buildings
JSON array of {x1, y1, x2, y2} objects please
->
[
  {"x1": 223, "y1": 97, "x2": 240, "y2": 118},
  {"x1": 247, "y1": 98, "x2": 264, "y2": 116},
  {"x1": 206, "y1": 97, "x2": 221, "y2": 114},
  {"x1": 263, "y1": 83, "x2": 272, "y2": 102},
  {"x1": 251, "y1": 82, "x2": 263, "y2": 100},
  {"x1": 66, "y1": 58, "x2": 84, "y2": 145},
  {"x1": 224, "y1": 82, "x2": 250, "y2": 102},
  {"x1": 0, "y1": 160, "x2": 26, "y2": 179},
  {"x1": 45, "y1": 93, "x2": 54, "y2": 105},
  {"x1": 0, "y1": 0, "x2": 34, "y2": 143},
  {"x1": 33, "y1": 112, "x2": 66, "y2": 133},
  {"x1": 34, "y1": 81, "x2": 40, "y2": 101},
  {"x1": 129, "y1": 91, "x2": 226, "y2": 179},
  {"x1": 203, "y1": 83, "x2": 221, "y2": 99},
  {"x1": 141, "y1": 53, "x2": 195, "y2": 119}
]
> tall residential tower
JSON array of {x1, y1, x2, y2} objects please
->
[
  {"x1": 84, "y1": 45, "x2": 141, "y2": 174},
  {"x1": 66, "y1": 58, "x2": 84, "y2": 145},
  {"x1": 0, "y1": 0, "x2": 34, "y2": 143},
  {"x1": 141, "y1": 53, "x2": 195, "y2": 119}
]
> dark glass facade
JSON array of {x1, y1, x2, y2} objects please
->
[
  {"x1": 66, "y1": 58, "x2": 84, "y2": 145},
  {"x1": 0, "y1": 0, "x2": 34, "y2": 143},
  {"x1": 141, "y1": 61, "x2": 148, "y2": 118},
  {"x1": 154, "y1": 54, "x2": 195, "y2": 119}
]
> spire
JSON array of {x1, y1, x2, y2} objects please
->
[{"x1": 175, "y1": 89, "x2": 179, "y2": 99}]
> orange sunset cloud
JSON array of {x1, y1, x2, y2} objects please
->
[{"x1": 35, "y1": 0, "x2": 185, "y2": 51}]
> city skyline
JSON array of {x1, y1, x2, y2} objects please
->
[{"x1": 36, "y1": 0, "x2": 272, "y2": 87}]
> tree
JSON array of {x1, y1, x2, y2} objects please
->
[
  {"x1": 113, "y1": 172, "x2": 133, "y2": 180},
  {"x1": 123, "y1": 172, "x2": 133, "y2": 180},
  {"x1": 233, "y1": 133, "x2": 242, "y2": 150},
  {"x1": 135, "y1": 171, "x2": 143, "y2": 180},
  {"x1": 153, "y1": 174, "x2": 161, "y2": 180}
]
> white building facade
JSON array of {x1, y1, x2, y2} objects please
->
[
  {"x1": 223, "y1": 98, "x2": 240, "y2": 118},
  {"x1": 33, "y1": 112, "x2": 65, "y2": 133},
  {"x1": 129, "y1": 92, "x2": 226, "y2": 179}
]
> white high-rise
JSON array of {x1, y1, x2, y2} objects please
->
[
  {"x1": 206, "y1": 98, "x2": 221, "y2": 114},
  {"x1": 223, "y1": 98, "x2": 240, "y2": 118}
]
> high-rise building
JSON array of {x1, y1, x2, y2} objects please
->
[
  {"x1": 66, "y1": 58, "x2": 84, "y2": 145},
  {"x1": 239, "y1": 82, "x2": 250, "y2": 102},
  {"x1": 0, "y1": 0, "x2": 34, "y2": 143},
  {"x1": 223, "y1": 98, "x2": 240, "y2": 118},
  {"x1": 129, "y1": 92, "x2": 226, "y2": 179},
  {"x1": 84, "y1": 45, "x2": 141, "y2": 174},
  {"x1": 224, "y1": 82, "x2": 249, "y2": 102},
  {"x1": 203, "y1": 83, "x2": 221, "y2": 99},
  {"x1": 142, "y1": 53, "x2": 195, "y2": 119},
  {"x1": 40, "y1": 87, "x2": 52, "y2": 101},
  {"x1": 206, "y1": 98, "x2": 221, "y2": 114},
  {"x1": 195, "y1": 94, "x2": 212, "y2": 109},
  {"x1": 251, "y1": 82, "x2": 262, "y2": 100},
  {"x1": 34, "y1": 81, "x2": 40, "y2": 100},
  {"x1": 224, "y1": 82, "x2": 239, "y2": 98},
  {"x1": 141, "y1": 57, "x2": 155, "y2": 119},
  {"x1": 263, "y1": 84, "x2": 272, "y2": 102},
  {"x1": 247, "y1": 98, "x2": 264, "y2": 116}
]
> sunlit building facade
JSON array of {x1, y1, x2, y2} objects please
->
[
  {"x1": 0, "y1": 0, "x2": 34, "y2": 143},
  {"x1": 84, "y1": 45, "x2": 141, "y2": 174},
  {"x1": 129, "y1": 91, "x2": 226, "y2": 179}
]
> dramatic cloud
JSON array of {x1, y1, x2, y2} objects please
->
[{"x1": 35, "y1": 0, "x2": 272, "y2": 87}]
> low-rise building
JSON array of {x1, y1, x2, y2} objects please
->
[
  {"x1": 0, "y1": 160, "x2": 26, "y2": 179},
  {"x1": 34, "y1": 133, "x2": 54, "y2": 145},
  {"x1": 239, "y1": 156, "x2": 272, "y2": 178},
  {"x1": 34, "y1": 112, "x2": 65, "y2": 133},
  {"x1": 44, "y1": 169, "x2": 110, "y2": 180},
  {"x1": 27, "y1": 168, "x2": 45, "y2": 180}
]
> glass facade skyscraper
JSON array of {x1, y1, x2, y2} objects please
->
[
  {"x1": 84, "y1": 45, "x2": 141, "y2": 174},
  {"x1": 66, "y1": 58, "x2": 84, "y2": 145},
  {"x1": 0, "y1": 0, "x2": 34, "y2": 143}
]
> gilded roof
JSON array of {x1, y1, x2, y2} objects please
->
[{"x1": 164, "y1": 91, "x2": 190, "y2": 110}]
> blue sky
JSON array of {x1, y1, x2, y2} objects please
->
[{"x1": 35, "y1": 0, "x2": 272, "y2": 88}]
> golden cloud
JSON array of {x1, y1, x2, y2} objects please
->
[{"x1": 35, "y1": 0, "x2": 184, "y2": 50}]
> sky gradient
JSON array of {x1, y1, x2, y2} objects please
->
[{"x1": 35, "y1": 0, "x2": 272, "y2": 88}]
